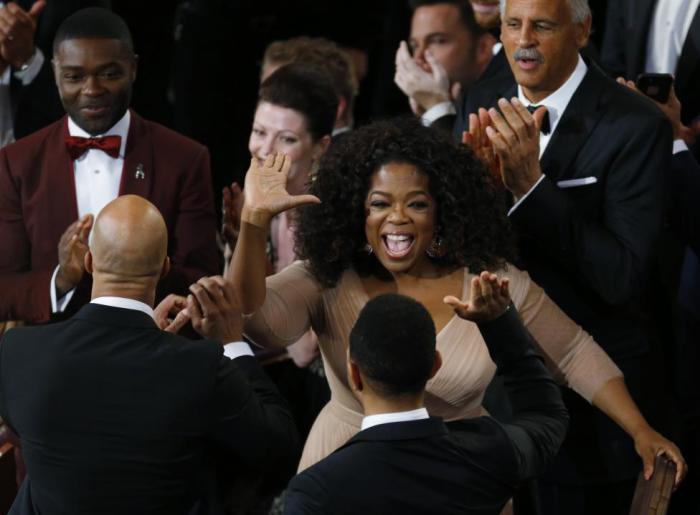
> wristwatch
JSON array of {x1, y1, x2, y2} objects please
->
[{"x1": 17, "y1": 48, "x2": 38, "y2": 73}]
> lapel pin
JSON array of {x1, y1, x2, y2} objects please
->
[{"x1": 134, "y1": 164, "x2": 145, "y2": 180}]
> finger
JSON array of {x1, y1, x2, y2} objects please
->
[
  {"x1": 471, "y1": 276, "x2": 484, "y2": 304},
  {"x1": 462, "y1": 131, "x2": 473, "y2": 147},
  {"x1": 28, "y1": 1, "x2": 46, "y2": 21},
  {"x1": 443, "y1": 295, "x2": 471, "y2": 317},
  {"x1": 273, "y1": 152, "x2": 286, "y2": 171},
  {"x1": 164, "y1": 309, "x2": 190, "y2": 333},
  {"x1": 468, "y1": 113, "x2": 480, "y2": 149},
  {"x1": 485, "y1": 125, "x2": 508, "y2": 156},
  {"x1": 489, "y1": 104, "x2": 516, "y2": 142},
  {"x1": 498, "y1": 277, "x2": 510, "y2": 297},
  {"x1": 479, "y1": 272, "x2": 494, "y2": 298},
  {"x1": 510, "y1": 98, "x2": 538, "y2": 139},
  {"x1": 497, "y1": 98, "x2": 529, "y2": 142},
  {"x1": 532, "y1": 106, "x2": 549, "y2": 133},
  {"x1": 264, "y1": 154, "x2": 275, "y2": 168},
  {"x1": 186, "y1": 294, "x2": 203, "y2": 329},
  {"x1": 642, "y1": 447, "x2": 655, "y2": 481},
  {"x1": 198, "y1": 276, "x2": 227, "y2": 304},
  {"x1": 424, "y1": 50, "x2": 444, "y2": 80},
  {"x1": 288, "y1": 193, "x2": 322, "y2": 208},
  {"x1": 189, "y1": 282, "x2": 217, "y2": 318},
  {"x1": 280, "y1": 153, "x2": 292, "y2": 178}
]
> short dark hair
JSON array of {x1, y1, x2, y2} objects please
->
[
  {"x1": 408, "y1": 0, "x2": 485, "y2": 36},
  {"x1": 54, "y1": 7, "x2": 134, "y2": 55},
  {"x1": 350, "y1": 293, "x2": 437, "y2": 398},
  {"x1": 259, "y1": 62, "x2": 338, "y2": 142},
  {"x1": 263, "y1": 37, "x2": 358, "y2": 121}
]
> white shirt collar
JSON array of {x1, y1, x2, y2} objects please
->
[
  {"x1": 517, "y1": 54, "x2": 587, "y2": 134},
  {"x1": 67, "y1": 110, "x2": 131, "y2": 158},
  {"x1": 361, "y1": 407, "x2": 429, "y2": 431},
  {"x1": 91, "y1": 296, "x2": 155, "y2": 320}
]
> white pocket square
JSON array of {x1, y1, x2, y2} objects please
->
[{"x1": 556, "y1": 177, "x2": 598, "y2": 188}]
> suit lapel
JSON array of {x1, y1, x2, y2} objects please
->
[
  {"x1": 539, "y1": 65, "x2": 607, "y2": 181},
  {"x1": 49, "y1": 117, "x2": 80, "y2": 228},
  {"x1": 675, "y1": 5, "x2": 700, "y2": 99},
  {"x1": 119, "y1": 111, "x2": 154, "y2": 199}
]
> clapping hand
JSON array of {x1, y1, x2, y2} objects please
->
[
  {"x1": 221, "y1": 181, "x2": 243, "y2": 249},
  {"x1": 394, "y1": 40, "x2": 455, "y2": 114},
  {"x1": 463, "y1": 108, "x2": 501, "y2": 181},
  {"x1": 444, "y1": 271, "x2": 511, "y2": 323},
  {"x1": 187, "y1": 276, "x2": 243, "y2": 343},
  {"x1": 154, "y1": 294, "x2": 190, "y2": 333},
  {"x1": 241, "y1": 153, "x2": 320, "y2": 228},
  {"x1": 55, "y1": 214, "x2": 93, "y2": 297},
  {"x1": 0, "y1": 1, "x2": 45, "y2": 68}
]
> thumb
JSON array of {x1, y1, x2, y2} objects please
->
[
  {"x1": 29, "y1": 0, "x2": 46, "y2": 20},
  {"x1": 533, "y1": 106, "x2": 548, "y2": 131},
  {"x1": 288, "y1": 194, "x2": 321, "y2": 209}
]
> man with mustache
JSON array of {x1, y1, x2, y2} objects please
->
[
  {"x1": 0, "y1": 7, "x2": 219, "y2": 323},
  {"x1": 462, "y1": 0, "x2": 675, "y2": 513}
]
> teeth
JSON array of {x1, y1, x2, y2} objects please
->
[{"x1": 386, "y1": 234, "x2": 411, "y2": 242}]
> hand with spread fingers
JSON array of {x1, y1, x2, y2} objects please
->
[
  {"x1": 56, "y1": 214, "x2": 94, "y2": 297},
  {"x1": 632, "y1": 425, "x2": 687, "y2": 488},
  {"x1": 154, "y1": 294, "x2": 190, "y2": 333},
  {"x1": 0, "y1": 1, "x2": 45, "y2": 68},
  {"x1": 221, "y1": 181, "x2": 243, "y2": 249},
  {"x1": 485, "y1": 97, "x2": 547, "y2": 198},
  {"x1": 241, "y1": 153, "x2": 320, "y2": 229},
  {"x1": 444, "y1": 271, "x2": 511, "y2": 323},
  {"x1": 187, "y1": 275, "x2": 243, "y2": 343},
  {"x1": 394, "y1": 40, "x2": 451, "y2": 113},
  {"x1": 463, "y1": 108, "x2": 501, "y2": 181}
]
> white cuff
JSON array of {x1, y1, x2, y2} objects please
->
[
  {"x1": 50, "y1": 265, "x2": 76, "y2": 313},
  {"x1": 508, "y1": 175, "x2": 546, "y2": 216},
  {"x1": 673, "y1": 139, "x2": 689, "y2": 155},
  {"x1": 14, "y1": 48, "x2": 44, "y2": 86},
  {"x1": 421, "y1": 101, "x2": 456, "y2": 126},
  {"x1": 223, "y1": 341, "x2": 254, "y2": 360}
]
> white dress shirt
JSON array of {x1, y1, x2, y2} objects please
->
[
  {"x1": 0, "y1": 48, "x2": 45, "y2": 148},
  {"x1": 509, "y1": 55, "x2": 588, "y2": 215},
  {"x1": 51, "y1": 111, "x2": 131, "y2": 312},
  {"x1": 645, "y1": 0, "x2": 700, "y2": 74},
  {"x1": 361, "y1": 407, "x2": 429, "y2": 431},
  {"x1": 91, "y1": 296, "x2": 254, "y2": 358}
]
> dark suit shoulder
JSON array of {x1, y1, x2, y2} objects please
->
[{"x1": 1, "y1": 117, "x2": 65, "y2": 161}]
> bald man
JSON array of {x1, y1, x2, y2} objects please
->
[{"x1": 0, "y1": 195, "x2": 298, "y2": 515}]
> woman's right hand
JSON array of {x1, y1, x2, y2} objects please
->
[
  {"x1": 444, "y1": 271, "x2": 511, "y2": 323},
  {"x1": 241, "y1": 153, "x2": 320, "y2": 228}
]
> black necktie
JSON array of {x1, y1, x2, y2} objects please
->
[{"x1": 527, "y1": 105, "x2": 551, "y2": 135}]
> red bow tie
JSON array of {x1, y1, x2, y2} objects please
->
[{"x1": 65, "y1": 135, "x2": 122, "y2": 160}]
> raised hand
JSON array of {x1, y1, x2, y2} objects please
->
[
  {"x1": 154, "y1": 294, "x2": 190, "y2": 333},
  {"x1": 241, "y1": 153, "x2": 320, "y2": 228},
  {"x1": 463, "y1": 108, "x2": 501, "y2": 181},
  {"x1": 56, "y1": 214, "x2": 93, "y2": 297},
  {"x1": 187, "y1": 275, "x2": 243, "y2": 343},
  {"x1": 221, "y1": 181, "x2": 243, "y2": 249},
  {"x1": 485, "y1": 98, "x2": 547, "y2": 198},
  {"x1": 394, "y1": 40, "x2": 451, "y2": 113},
  {"x1": 0, "y1": 1, "x2": 45, "y2": 68},
  {"x1": 444, "y1": 271, "x2": 511, "y2": 323}
]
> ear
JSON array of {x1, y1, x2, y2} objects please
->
[
  {"x1": 429, "y1": 349, "x2": 442, "y2": 380},
  {"x1": 160, "y1": 256, "x2": 171, "y2": 280},
  {"x1": 312, "y1": 135, "x2": 332, "y2": 162},
  {"x1": 575, "y1": 16, "x2": 592, "y2": 49},
  {"x1": 347, "y1": 357, "x2": 364, "y2": 393},
  {"x1": 84, "y1": 250, "x2": 94, "y2": 275},
  {"x1": 335, "y1": 96, "x2": 348, "y2": 125}
]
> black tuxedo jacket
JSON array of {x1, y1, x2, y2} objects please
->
[
  {"x1": 284, "y1": 308, "x2": 569, "y2": 515},
  {"x1": 669, "y1": 151, "x2": 700, "y2": 256},
  {"x1": 464, "y1": 62, "x2": 671, "y2": 361},
  {"x1": 0, "y1": 303, "x2": 298, "y2": 515},
  {"x1": 601, "y1": 0, "x2": 700, "y2": 127}
]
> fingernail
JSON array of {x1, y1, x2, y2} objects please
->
[
  {"x1": 511, "y1": 97, "x2": 521, "y2": 105},
  {"x1": 497, "y1": 98, "x2": 508, "y2": 107}
]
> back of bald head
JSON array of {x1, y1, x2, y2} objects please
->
[{"x1": 91, "y1": 195, "x2": 167, "y2": 279}]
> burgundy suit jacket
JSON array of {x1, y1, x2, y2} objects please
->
[{"x1": 0, "y1": 111, "x2": 220, "y2": 322}]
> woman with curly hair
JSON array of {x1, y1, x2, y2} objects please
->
[{"x1": 227, "y1": 117, "x2": 684, "y2": 477}]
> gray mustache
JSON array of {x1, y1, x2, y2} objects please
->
[{"x1": 513, "y1": 48, "x2": 545, "y2": 63}]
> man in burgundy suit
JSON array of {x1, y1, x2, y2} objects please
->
[{"x1": 0, "y1": 7, "x2": 219, "y2": 323}]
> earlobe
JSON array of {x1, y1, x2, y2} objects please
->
[
  {"x1": 84, "y1": 251, "x2": 93, "y2": 275},
  {"x1": 160, "y1": 256, "x2": 171, "y2": 279}
]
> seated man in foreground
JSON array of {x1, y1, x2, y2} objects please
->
[
  {"x1": 285, "y1": 287, "x2": 569, "y2": 515},
  {"x1": 0, "y1": 195, "x2": 298, "y2": 515}
]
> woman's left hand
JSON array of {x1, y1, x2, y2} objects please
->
[
  {"x1": 633, "y1": 425, "x2": 687, "y2": 488},
  {"x1": 444, "y1": 271, "x2": 511, "y2": 323}
]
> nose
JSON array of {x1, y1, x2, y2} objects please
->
[
  {"x1": 387, "y1": 203, "x2": 408, "y2": 224},
  {"x1": 412, "y1": 42, "x2": 428, "y2": 68},
  {"x1": 253, "y1": 135, "x2": 275, "y2": 162},
  {"x1": 517, "y1": 22, "x2": 536, "y2": 47},
  {"x1": 81, "y1": 75, "x2": 105, "y2": 97}
]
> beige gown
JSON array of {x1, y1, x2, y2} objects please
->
[{"x1": 244, "y1": 261, "x2": 622, "y2": 471}]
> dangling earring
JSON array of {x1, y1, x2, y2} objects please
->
[
  {"x1": 426, "y1": 233, "x2": 444, "y2": 258},
  {"x1": 309, "y1": 160, "x2": 320, "y2": 183},
  {"x1": 364, "y1": 243, "x2": 374, "y2": 255}
]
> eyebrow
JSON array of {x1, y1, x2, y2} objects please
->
[{"x1": 368, "y1": 190, "x2": 430, "y2": 197}]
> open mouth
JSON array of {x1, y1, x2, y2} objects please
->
[
  {"x1": 471, "y1": 1, "x2": 499, "y2": 14},
  {"x1": 516, "y1": 58, "x2": 541, "y2": 71},
  {"x1": 382, "y1": 234, "x2": 415, "y2": 259}
]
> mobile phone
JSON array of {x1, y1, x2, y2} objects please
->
[{"x1": 635, "y1": 73, "x2": 673, "y2": 103}]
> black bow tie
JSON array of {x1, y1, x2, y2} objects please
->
[{"x1": 526, "y1": 105, "x2": 551, "y2": 135}]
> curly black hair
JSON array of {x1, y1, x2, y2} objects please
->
[{"x1": 295, "y1": 117, "x2": 516, "y2": 287}]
